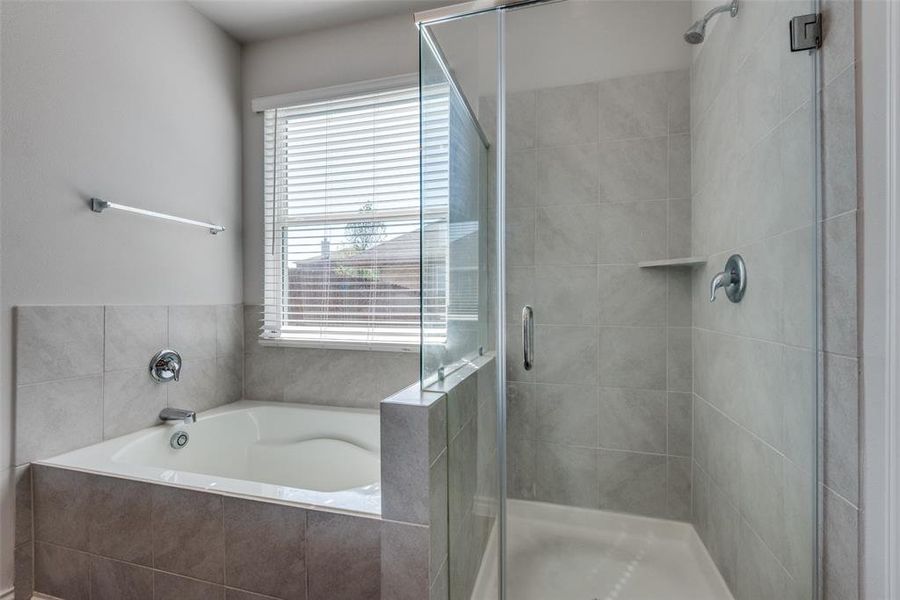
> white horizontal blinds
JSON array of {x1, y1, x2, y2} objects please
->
[
  {"x1": 263, "y1": 85, "x2": 431, "y2": 346},
  {"x1": 421, "y1": 78, "x2": 452, "y2": 345}
]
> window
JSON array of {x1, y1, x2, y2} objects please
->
[{"x1": 261, "y1": 81, "x2": 427, "y2": 349}]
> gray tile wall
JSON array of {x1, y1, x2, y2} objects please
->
[
  {"x1": 501, "y1": 69, "x2": 695, "y2": 521},
  {"x1": 242, "y1": 305, "x2": 419, "y2": 409},
  {"x1": 380, "y1": 379, "x2": 451, "y2": 600},
  {"x1": 388, "y1": 355, "x2": 497, "y2": 600},
  {"x1": 14, "y1": 304, "x2": 243, "y2": 467},
  {"x1": 26, "y1": 464, "x2": 420, "y2": 600},
  {"x1": 13, "y1": 303, "x2": 244, "y2": 599},
  {"x1": 689, "y1": 0, "x2": 859, "y2": 599}
]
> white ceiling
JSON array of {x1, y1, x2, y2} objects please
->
[{"x1": 189, "y1": 0, "x2": 448, "y2": 43}]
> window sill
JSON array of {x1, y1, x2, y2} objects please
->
[{"x1": 257, "y1": 337, "x2": 419, "y2": 353}]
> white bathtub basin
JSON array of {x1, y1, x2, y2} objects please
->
[{"x1": 36, "y1": 400, "x2": 382, "y2": 515}]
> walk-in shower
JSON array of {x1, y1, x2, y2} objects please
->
[{"x1": 417, "y1": 0, "x2": 820, "y2": 598}]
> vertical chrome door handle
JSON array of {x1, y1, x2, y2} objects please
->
[{"x1": 522, "y1": 305, "x2": 534, "y2": 371}]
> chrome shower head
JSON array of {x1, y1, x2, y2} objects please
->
[
  {"x1": 684, "y1": 0, "x2": 738, "y2": 45},
  {"x1": 684, "y1": 21, "x2": 706, "y2": 44}
]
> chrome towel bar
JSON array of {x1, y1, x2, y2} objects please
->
[{"x1": 90, "y1": 198, "x2": 225, "y2": 235}]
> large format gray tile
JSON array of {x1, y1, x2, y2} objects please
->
[
  {"x1": 381, "y1": 521, "x2": 430, "y2": 600},
  {"x1": 736, "y1": 519, "x2": 793, "y2": 600},
  {"x1": 243, "y1": 305, "x2": 264, "y2": 354},
  {"x1": 597, "y1": 137, "x2": 668, "y2": 202},
  {"x1": 506, "y1": 207, "x2": 535, "y2": 267},
  {"x1": 15, "y1": 466, "x2": 32, "y2": 546},
  {"x1": 34, "y1": 542, "x2": 90, "y2": 600},
  {"x1": 90, "y1": 556, "x2": 153, "y2": 600},
  {"x1": 597, "y1": 388, "x2": 666, "y2": 453},
  {"x1": 535, "y1": 82, "x2": 599, "y2": 147},
  {"x1": 506, "y1": 436, "x2": 534, "y2": 501},
  {"x1": 533, "y1": 325, "x2": 599, "y2": 385},
  {"x1": 103, "y1": 368, "x2": 167, "y2": 439},
  {"x1": 224, "y1": 497, "x2": 306, "y2": 599},
  {"x1": 16, "y1": 377, "x2": 102, "y2": 464},
  {"x1": 217, "y1": 353, "x2": 244, "y2": 404},
  {"x1": 34, "y1": 466, "x2": 91, "y2": 550},
  {"x1": 507, "y1": 150, "x2": 537, "y2": 209},
  {"x1": 536, "y1": 143, "x2": 598, "y2": 206},
  {"x1": 381, "y1": 402, "x2": 431, "y2": 525},
  {"x1": 733, "y1": 26, "x2": 781, "y2": 153},
  {"x1": 167, "y1": 357, "x2": 218, "y2": 413},
  {"x1": 822, "y1": 212, "x2": 858, "y2": 357},
  {"x1": 667, "y1": 456, "x2": 692, "y2": 521},
  {"x1": 667, "y1": 327, "x2": 692, "y2": 393},
  {"x1": 448, "y1": 420, "x2": 477, "y2": 540},
  {"x1": 534, "y1": 265, "x2": 598, "y2": 326},
  {"x1": 704, "y1": 482, "x2": 740, "y2": 592},
  {"x1": 597, "y1": 265, "x2": 667, "y2": 326},
  {"x1": 597, "y1": 327, "x2": 666, "y2": 390},
  {"x1": 783, "y1": 458, "x2": 815, "y2": 589},
  {"x1": 445, "y1": 369, "x2": 477, "y2": 439},
  {"x1": 15, "y1": 542, "x2": 33, "y2": 600},
  {"x1": 667, "y1": 271, "x2": 693, "y2": 329},
  {"x1": 535, "y1": 205, "x2": 598, "y2": 265},
  {"x1": 226, "y1": 590, "x2": 281, "y2": 600},
  {"x1": 738, "y1": 430, "x2": 786, "y2": 565},
  {"x1": 104, "y1": 305, "x2": 168, "y2": 372},
  {"x1": 505, "y1": 267, "x2": 534, "y2": 324},
  {"x1": 169, "y1": 305, "x2": 217, "y2": 360},
  {"x1": 668, "y1": 134, "x2": 691, "y2": 199},
  {"x1": 16, "y1": 306, "x2": 103, "y2": 385},
  {"x1": 667, "y1": 69, "x2": 690, "y2": 134},
  {"x1": 430, "y1": 451, "x2": 449, "y2": 584},
  {"x1": 822, "y1": 485, "x2": 858, "y2": 600},
  {"x1": 667, "y1": 393, "x2": 692, "y2": 457},
  {"x1": 596, "y1": 449, "x2": 667, "y2": 518},
  {"x1": 668, "y1": 199, "x2": 692, "y2": 259},
  {"x1": 532, "y1": 383, "x2": 598, "y2": 447},
  {"x1": 821, "y1": 0, "x2": 854, "y2": 86},
  {"x1": 822, "y1": 353, "x2": 859, "y2": 505},
  {"x1": 34, "y1": 467, "x2": 154, "y2": 565},
  {"x1": 534, "y1": 442, "x2": 598, "y2": 509},
  {"x1": 307, "y1": 512, "x2": 381, "y2": 600},
  {"x1": 597, "y1": 201, "x2": 667, "y2": 264},
  {"x1": 152, "y1": 486, "x2": 224, "y2": 583},
  {"x1": 597, "y1": 71, "x2": 668, "y2": 141},
  {"x1": 693, "y1": 398, "x2": 741, "y2": 506},
  {"x1": 216, "y1": 304, "x2": 244, "y2": 358},
  {"x1": 507, "y1": 90, "x2": 536, "y2": 151},
  {"x1": 243, "y1": 346, "x2": 285, "y2": 402},
  {"x1": 154, "y1": 572, "x2": 224, "y2": 600}
]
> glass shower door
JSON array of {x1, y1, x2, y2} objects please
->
[
  {"x1": 419, "y1": 0, "x2": 819, "y2": 598},
  {"x1": 498, "y1": 1, "x2": 818, "y2": 600}
]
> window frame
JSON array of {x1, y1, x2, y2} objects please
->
[{"x1": 254, "y1": 74, "x2": 424, "y2": 353}]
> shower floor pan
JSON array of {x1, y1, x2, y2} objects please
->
[{"x1": 473, "y1": 499, "x2": 734, "y2": 600}]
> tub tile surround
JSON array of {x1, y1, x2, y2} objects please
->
[
  {"x1": 383, "y1": 355, "x2": 498, "y2": 600},
  {"x1": 502, "y1": 68, "x2": 695, "y2": 522},
  {"x1": 27, "y1": 463, "x2": 386, "y2": 600},
  {"x1": 688, "y1": 0, "x2": 859, "y2": 598},
  {"x1": 12, "y1": 303, "x2": 244, "y2": 599},
  {"x1": 242, "y1": 305, "x2": 418, "y2": 409},
  {"x1": 14, "y1": 304, "x2": 244, "y2": 467},
  {"x1": 20, "y1": 356, "x2": 495, "y2": 600}
]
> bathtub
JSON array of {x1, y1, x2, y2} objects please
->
[{"x1": 35, "y1": 400, "x2": 382, "y2": 515}]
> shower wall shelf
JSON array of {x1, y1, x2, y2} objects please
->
[
  {"x1": 638, "y1": 256, "x2": 707, "y2": 268},
  {"x1": 90, "y1": 197, "x2": 226, "y2": 235}
]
